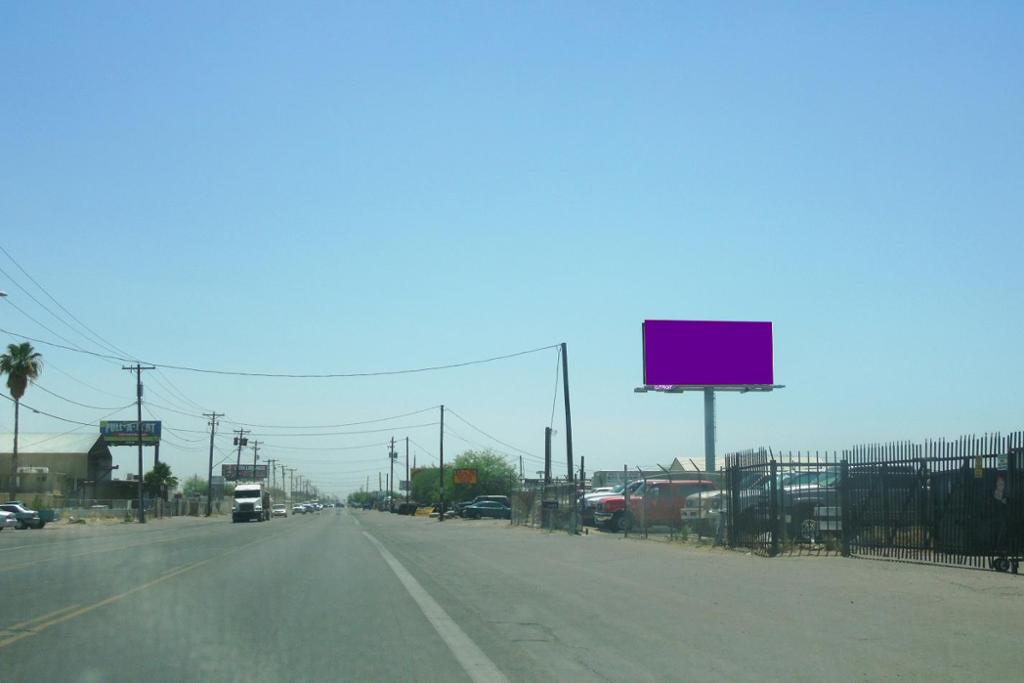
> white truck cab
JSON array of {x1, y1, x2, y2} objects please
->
[{"x1": 232, "y1": 483, "x2": 272, "y2": 523}]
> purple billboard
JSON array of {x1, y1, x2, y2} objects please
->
[{"x1": 642, "y1": 320, "x2": 774, "y2": 386}]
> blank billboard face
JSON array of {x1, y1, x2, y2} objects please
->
[{"x1": 642, "y1": 320, "x2": 774, "y2": 386}]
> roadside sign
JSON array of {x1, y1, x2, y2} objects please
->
[
  {"x1": 974, "y1": 456, "x2": 984, "y2": 479},
  {"x1": 222, "y1": 464, "x2": 269, "y2": 481},
  {"x1": 997, "y1": 453, "x2": 1008, "y2": 470},
  {"x1": 399, "y1": 480, "x2": 410, "y2": 491},
  {"x1": 453, "y1": 468, "x2": 477, "y2": 485},
  {"x1": 100, "y1": 420, "x2": 161, "y2": 445}
]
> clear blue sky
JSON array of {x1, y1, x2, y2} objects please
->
[{"x1": 2, "y1": 2, "x2": 1022, "y2": 497}]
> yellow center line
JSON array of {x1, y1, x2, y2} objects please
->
[
  {"x1": 0, "y1": 604, "x2": 83, "y2": 639},
  {"x1": 0, "y1": 531, "x2": 287, "y2": 650}
]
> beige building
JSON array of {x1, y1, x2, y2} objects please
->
[{"x1": 0, "y1": 433, "x2": 115, "y2": 499}]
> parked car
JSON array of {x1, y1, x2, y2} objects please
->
[
  {"x1": 0, "y1": 502, "x2": 45, "y2": 529},
  {"x1": 292, "y1": 504, "x2": 306, "y2": 515},
  {"x1": 681, "y1": 489, "x2": 726, "y2": 536},
  {"x1": 0, "y1": 509, "x2": 17, "y2": 531},
  {"x1": 454, "y1": 495, "x2": 511, "y2": 517},
  {"x1": 594, "y1": 480, "x2": 717, "y2": 532},
  {"x1": 461, "y1": 500, "x2": 512, "y2": 519},
  {"x1": 579, "y1": 481, "x2": 645, "y2": 525},
  {"x1": 271, "y1": 504, "x2": 288, "y2": 518}
]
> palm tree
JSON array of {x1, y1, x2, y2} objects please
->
[{"x1": 0, "y1": 342, "x2": 43, "y2": 496}]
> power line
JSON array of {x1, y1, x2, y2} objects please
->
[
  {"x1": 32, "y1": 383, "x2": 132, "y2": 411},
  {"x1": 220, "y1": 406, "x2": 440, "y2": 429},
  {"x1": 3, "y1": 403, "x2": 134, "y2": 448},
  {"x1": 0, "y1": 393, "x2": 129, "y2": 427},
  {"x1": 445, "y1": 409, "x2": 541, "y2": 461},
  {"x1": 257, "y1": 441, "x2": 390, "y2": 452},
  {"x1": 0, "y1": 327, "x2": 560, "y2": 378},
  {"x1": 0, "y1": 248, "x2": 213, "y2": 413}
]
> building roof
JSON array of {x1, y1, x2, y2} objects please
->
[{"x1": 0, "y1": 433, "x2": 106, "y2": 455}]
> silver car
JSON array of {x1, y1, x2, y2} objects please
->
[{"x1": 0, "y1": 510, "x2": 17, "y2": 531}]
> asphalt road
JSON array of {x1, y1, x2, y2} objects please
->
[{"x1": 1, "y1": 509, "x2": 1021, "y2": 682}]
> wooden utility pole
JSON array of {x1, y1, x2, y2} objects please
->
[
  {"x1": 544, "y1": 427, "x2": 552, "y2": 483},
  {"x1": 203, "y1": 411, "x2": 223, "y2": 516},
  {"x1": 405, "y1": 437, "x2": 410, "y2": 504},
  {"x1": 561, "y1": 343, "x2": 574, "y2": 482},
  {"x1": 250, "y1": 440, "x2": 261, "y2": 482},
  {"x1": 233, "y1": 428, "x2": 250, "y2": 481},
  {"x1": 388, "y1": 437, "x2": 396, "y2": 512},
  {"x1": 439, "y1": 405, "x2": 445, "y2": 521},
  {"x1": 123, "y1": 363, "x2": 155, "y2": 523}
]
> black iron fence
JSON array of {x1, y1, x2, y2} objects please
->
[{"x1": 724, "y1": 432, "x2": 1023, "y2": 572}]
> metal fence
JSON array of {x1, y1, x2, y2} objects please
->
[
  {"x1": 511, "y1": 481, "x2": 578, "y2": 534},
  {"x1": 724, "y1": 432, "x2": 1023, "y2": 572}
]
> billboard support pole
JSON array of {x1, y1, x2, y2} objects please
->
[{"x1": 703, "y1": 388, "x2": 716, "y2": 473}]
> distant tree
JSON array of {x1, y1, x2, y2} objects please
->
[
  {"x1": 182, "y1": 474, "x2": 207, "y2": 497},
  {"x1": 449, "y1": 450, "x2": 517, "y2": 501},
  {"x1": 409, "y1": 450, "x2": 516, "y2": 504},
  {"x1": 144, "y1": 462, "x2": 178, "y2": 500},
  {"x1": 0, "y1": 342, "x2": 43, "y2": 496}
]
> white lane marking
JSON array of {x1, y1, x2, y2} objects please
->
[{"x1": 363, "y1": 531, "x2": 509, "y2": 683}]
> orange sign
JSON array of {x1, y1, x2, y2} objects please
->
[{"x1": 453, "y1": 468, "x2": 478, "y2": 485}]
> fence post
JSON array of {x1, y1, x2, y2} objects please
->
[
  {"x1": 727, "y1": 464, "x2": 739, "y2": 548},
  {"x1": 840, "y1": 459, "x2": 850, "y2": 557},
  {"x1": 769, "y1": 459, "x2": 779, "y2": 557}
]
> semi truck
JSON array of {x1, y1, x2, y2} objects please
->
[{"x1": 232, "y1": 483, "x2": 272, "y2": 523}]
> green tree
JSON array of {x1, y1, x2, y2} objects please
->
[
  {"x1": 182, "y1": 474, "x2": 207, "y2": 497},
  {"x1": 1, "y1": 342, "x2": 43, "y2": 496},
  {"x1": 144, "y1": 462, "x2": 178, "y2": 500},
  {"x1": 409, "y1": 450, "x2": 516, "y2": 504}
]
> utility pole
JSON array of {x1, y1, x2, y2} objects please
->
[
  {"x1": 388, "y1": 437, "x2": 397, "y2": 512},
  {"x1": 250, "y1": 440, "x2": 260, "y2": 482},
  {"x1": 561, "y1": 342, "x2": 575, "y2": 481},
  {"x1": 288, "y1": 468, "x2": 295, "y2": 502},
  {"x1": 123, "y1": 363, "x2": 155, "y2": 523},
  {"x1": 203, "y1": 411, "x2": 223, "y2": 516},
  {"x1": 439, "y1": 404, "x2": 445, "y2": 522},
  {"x1": 266, "y1": 458, "x2": 277, "y2": 495},
  {"x1": 233, "y1": 428, "x2": 250, "y2": 481},
  {"x1": 405, "y1": 436, "x2": 410, "y2": 504},
  {"x1": 544, "y1": 427, "x2": 552, "y2": 483}
]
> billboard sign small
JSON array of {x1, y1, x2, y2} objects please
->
[
  {"x1": 100, "y1": 420, "x2": 162, "y2": 445},
  {"x1": 399, "y1": 480, "x2": 410, "y2": 491},
  {"x1": 222, "y1": 464, "x2": 269, "y2": 481},
  {"x1": 642, "y1": 320, "x2": 774, "y2": 386},
  {"x1": 453, "y1": 468, "x2": 478, "y2": 485}
]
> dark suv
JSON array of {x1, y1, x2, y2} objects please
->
[{"x1": 0, "y1": 502, "x2": 44, "y2": 529}]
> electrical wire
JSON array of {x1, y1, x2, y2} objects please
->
[
  {"x1": 220, "y1": 406, "x2": 440, "y2": 429},
  {"x1": 0, "y1": 393, "x2": 132, "y2": 426},
  {"x1": 32, "y1": 383, "x2": 132, "y2": 411},
  {"x1": 445, "y1": 409, "x2": 542, "y2": 461},
  {"x1": 0, "y1": 247, "x2": 214, "y2": 412},
  {"x1": 256, "y1": 441, "x2": 391, "y2": 452},
  {"x1": 6, "y1": 403, "x2": 134, "y2": 449},
  {"x1": 0, "y1": 327, "x2": 560, "y2": 379}
]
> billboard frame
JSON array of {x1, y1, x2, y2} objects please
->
[{"x1": 635, "y1": 320, "x2": 784, "y2": 472}]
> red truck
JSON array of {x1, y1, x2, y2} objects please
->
[{"x1": 593, "y1": 479, "x2": 717, "y2": 532}]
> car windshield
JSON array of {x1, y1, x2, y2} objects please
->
[{"x1": 234, "y1": 491, "x2": 260, "y2": 500}]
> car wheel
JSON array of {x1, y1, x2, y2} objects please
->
[
  {"x1": 613, "y1": 512, "x2": 631, "y2": 532},
  {"x1": 16, "y1": 522, "x2": 26, "y2": 530},
  {"x1": 36, "y1": 521, "x2": 46, "y2": 529}
]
